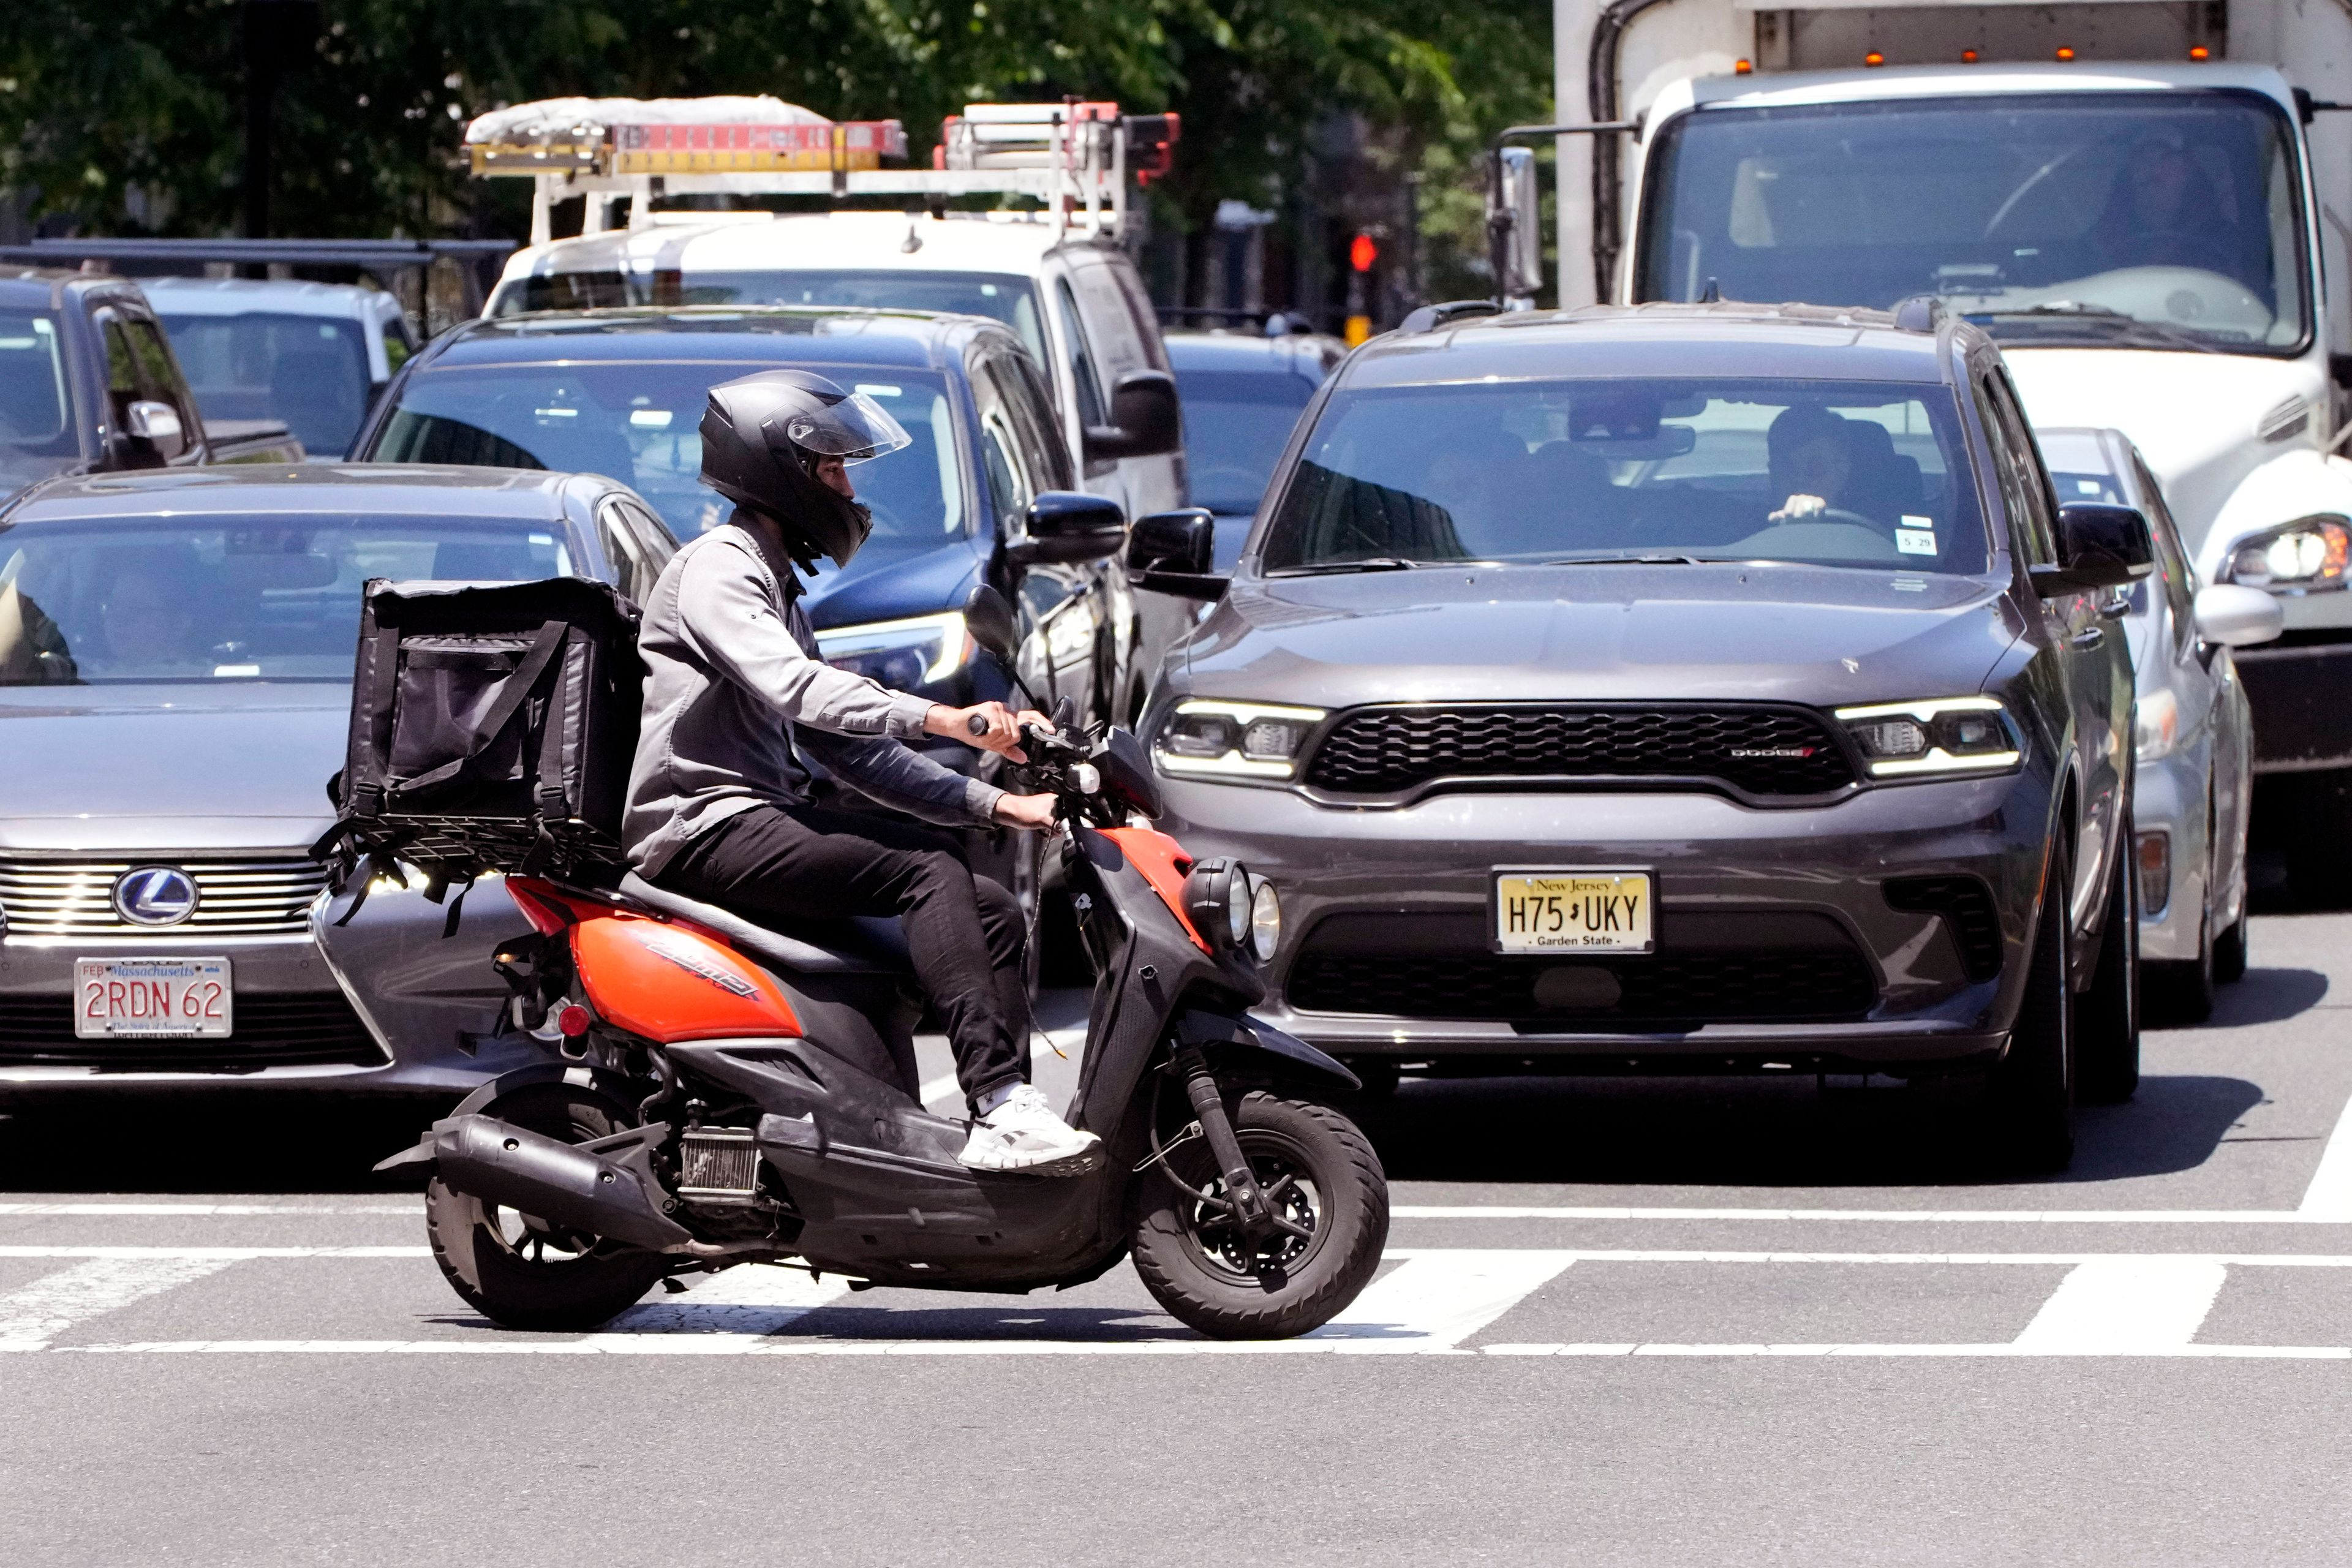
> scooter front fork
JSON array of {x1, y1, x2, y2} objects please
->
[{"x1": 1170, "y1": 1046, "x2": 1275, "y2": 1242}]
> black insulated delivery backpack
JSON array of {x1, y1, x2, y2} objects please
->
[{"x1": 311, "y1": 577, "x2": 643, "y2": 912}]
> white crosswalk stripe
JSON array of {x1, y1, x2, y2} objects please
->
[
  {"x1": 0, "y1": 1256, "x2": 243, "y2": 1350},
  {"x1": 10, "y1": 1245, "x2": 2352, "y2": 1357}
]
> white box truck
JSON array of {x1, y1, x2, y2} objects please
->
[{"x1": 1538, "y1": 1, "x2": 2352, "y2": 888}]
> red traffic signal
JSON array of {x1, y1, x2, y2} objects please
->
[{"x1": 1349, "y1": 233, "x2": 1378, "y2": 273}]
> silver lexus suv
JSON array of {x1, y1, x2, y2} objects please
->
[{"x1": 1131, "y1": 302, "x2": 2147, "y2": 1166}]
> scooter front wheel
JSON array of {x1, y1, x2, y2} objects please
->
[
  {"x1": 425, "y1": 1082, "x2": 669, "y2": 1332},
  {"x1": 1129, "y1": 1090, "x2": 1389, "y2": 1340}
]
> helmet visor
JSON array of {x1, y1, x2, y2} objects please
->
[{"x1": 785, "y1": 390, "x2": 913, "y2": 466}]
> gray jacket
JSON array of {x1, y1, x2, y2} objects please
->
[{"x1": 624, "y1": 517, "x2": 1005, "y2": 878}]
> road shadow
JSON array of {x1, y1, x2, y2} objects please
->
[
  {"x1": 0, "y1": 1096, "x2": 445, "y2": 1194},
  {"x1": 2187, "y1": 967, "x2": 2331, "y2": 1029},
  {"x1": 1352, "y1": 1069, "x2": 2268, "y2": 1189}
]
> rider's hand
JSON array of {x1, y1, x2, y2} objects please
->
[
  {"x1": 993, "y1": 792, "x2": 1059, "y2": 830},
  {"x1": 927, "y1": 701, "x2": 1049, "y2": 763},
  {"x1": 1770, "y1": 492, "x2": 1829, "y2": 524}
]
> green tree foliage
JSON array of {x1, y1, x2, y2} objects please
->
[{"x1": 0, "y1": 0, "x2": 1549, "y2": 291}]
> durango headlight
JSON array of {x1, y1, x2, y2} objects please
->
[
  {"x1": 2222, "y1": 516, "x2": 2351, "y2": 594},
  {"x1": 1836, "y1": 696, "x2": 2020, "y2": 780},
  {"x1": 813, "y1": 611, "x2": 972, "y2": 690},
  {"x1": 1155, "y1": 699, "x2": 1327, "y2": 780},
  {"x1": 2134, "y1": 688, "x2": 2181, "y2": 762}
]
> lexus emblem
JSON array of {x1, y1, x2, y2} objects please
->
[{"x1": 113, "y1": 867, "x2": 198, "y2": 927}]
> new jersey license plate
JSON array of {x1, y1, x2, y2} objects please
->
[
  {"x1": 1491, "y1": 871, "x2": 1653, "y2": 954},
  {"x1": 74, "y1": 957, "x2": 233, "y2": 1039}
]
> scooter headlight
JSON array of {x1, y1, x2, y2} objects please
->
[
  {"x1": 1249, "y1": 877, "x2": 1282, "y2": 962},
  {"x1": 1181, "y1": 858, "x2": 1254, "y2": 952}
]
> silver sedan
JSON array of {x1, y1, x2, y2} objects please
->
[{"x1": 2038, "y1": 428, "x2": 2282, "y2": 1022}]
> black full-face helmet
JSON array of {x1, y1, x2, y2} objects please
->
[{"x1": 699, "y1": 369, "x2": 912, "y2": 568}]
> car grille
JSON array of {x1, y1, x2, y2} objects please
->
[
  {"x1": 0, "y1": 992, "x2": 384, "y2": 1071},
  {"x1": 0, "y1": 858, "x2": 328, "y2": 938},
  {"x1": 1287, "y1": 950, "x2": 1876, "y2": 1023},
  {"x1": 1302, "y1": 704, "x2": 1857, "y2": 799}
]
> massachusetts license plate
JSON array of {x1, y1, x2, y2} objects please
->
[
  {"x1": 1491, "y1": 871, "x2": 1653, "y2": 954},
  {"x1": 73, "y1": 957, "x2": 233, "y2": 1039}
]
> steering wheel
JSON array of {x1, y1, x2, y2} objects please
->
[{"x1": 1772, "y1": 506, "x2": 1888, "y2": 533}]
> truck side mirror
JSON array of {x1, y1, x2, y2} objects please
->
[
  {"x1": 2192, "y1": 583, "x2": 2285, "y2": 648},
  {"x1": 1082, "y1": 370, "x2": 1181, "y2": 461},
  {"x1": 1009, "y1": 491, "x2": 1126, "y2": 565},
  {"x1": 1126, "y1": 508, "x2": 1227, "y2": 601},
  {"x1": 123, "y1": 398, "x2": 188, "y2": 461},
  {"x1": 2032, "y1": 502, "x2": 2157, "y2": 597},
  {"x1": 1487, "y1": 145, "x2": 1544, "y2": 306}
]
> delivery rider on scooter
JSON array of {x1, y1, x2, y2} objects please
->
[{"x1": 621, "y1": 369, "x2": 1103, "y2": 1176}]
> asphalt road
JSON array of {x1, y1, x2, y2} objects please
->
[{"x1": 5, "y1": 909, "x2": 2352, "y2": 1566}]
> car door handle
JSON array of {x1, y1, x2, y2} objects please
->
[{"x1": 2070, "y1": 626, "x2": 2105, "y2": 650}]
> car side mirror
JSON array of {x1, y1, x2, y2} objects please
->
[
  {"x1": 2192, "y1": 582, "x2": 2285, "y2": 648},
  {"x1": 2032, "y1": 502, "x2": 2156, "y2": 597},
  {"x1": 1082, "y1": 369, "x2": 1182, "y2": 461},
  {"x1": 962, "y1": 584, "x2": 1021, "y2": 668},
  {"x1": 1125, "y1": 507, "x2": 1228, "y2": 601},
  {"x1": 123, "y1": 398, "x2": 188, "y2": 461},
  {"x1": 1009, "y1": 490, "x2": 1126, "y2": 566}
]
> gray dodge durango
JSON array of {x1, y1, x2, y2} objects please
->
[{"x1": 1135, "y1": 302, "x2": 2146, "y2": 1166}]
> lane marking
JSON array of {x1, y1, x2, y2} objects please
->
[
  {"x1": 2300, "y1": 1083, "x2": 2352, "y2": 1220},
  {"x1": 12, "y1": 1245, "x2": 2352, "y2": 1266},
  {"x1": 0, "y1": 1203, "x2": 422, "y2": 1217},
  {"x1": 1393, "y1": 1207, "x2": 2333, "y2": 1224},
  {"x1": 0, "y1": 1256, "x2": 243, "y2": 1350},
  {"x1": 586, "y1": 1267, "x2": 853, "y2": 1348},
  {"x1": 2011, "y1": 1257, "x2": 2228, "y2": 1354},
  {"x1": 1480, "y1": 1343, "x2": 2352, "y2": 1360},
  {"x1": 1311, "y1": 1250, "x2": 1574, "y2": 1351}
]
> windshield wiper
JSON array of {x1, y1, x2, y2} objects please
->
[
  {"x1": 1539, "y1": 553, "x2": 1707, "y2": 566},
  {"x1": 1271, "y1": 556, "x2": 1441, "y2": 576},
  {"x1": 1963, "y1": 303, "x2": 2221, "y2": 354}
]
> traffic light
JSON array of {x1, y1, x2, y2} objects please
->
[{"x1": 1346, "y1": 232, "x2": 1377, "y2": 344}]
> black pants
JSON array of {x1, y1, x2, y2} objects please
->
[{"x1": 661, "y1": 805, "x2": 1030, "y2": 1108}]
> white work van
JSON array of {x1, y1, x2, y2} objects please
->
[
  {"x1": 1531, "y1": 4, "x2": 2352, "y2": 880},
  {"x1": 469, "y1": 98, "x2": 1191, "y2": 718}
]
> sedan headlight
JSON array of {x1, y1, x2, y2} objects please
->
[
  {"x1": 1835, "y1": 696, "x2": 2021, "y2": 779},
  {"x1": 2222, "y1": 516, "x2": 2351, "y2": 594},
  {"x1": 1155, "y1": 699, "x2": 1327, "y2": 780},
  {"x1": 813, "y1": 611, "x2": 971, "y2": 690}
]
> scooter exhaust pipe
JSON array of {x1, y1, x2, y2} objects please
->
[{"x1": 429, "y1": 1114, "x2": 695, "y2": 1253}]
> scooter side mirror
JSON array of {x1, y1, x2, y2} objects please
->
[{"x1": 962, "y1": 584, "x2": 1021, "y2": 668}]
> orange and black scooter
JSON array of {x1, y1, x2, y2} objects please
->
[{"x1": 378, "y1": 588, "x2": 1388, "y2": 1340}]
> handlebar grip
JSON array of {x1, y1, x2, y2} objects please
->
[{"x1": 968, "y1": 713, "x2": 991, "y2": 737}]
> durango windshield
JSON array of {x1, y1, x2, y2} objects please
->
[
  {"x1": 1638, "y1": 92, "x2": 2310, "y2": 353},
  {"x1": 1258, "y1": 378, "x2": 1989, "y2": 576},
  {"x1": 371, "y1": 363, "x2": 965, "y2": 546},
  {"x1": 0, "y1": 516, "x2": 574, "y2": 685},
  {"x1": 0, "y1": 311, "x2": 82, "y2": 496}
]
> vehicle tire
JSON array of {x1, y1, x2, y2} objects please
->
[
  {"x1": 2144, "y1": 910, "x2": 2215, "y2": 1027},
  {"x1": 1129, "y1": 1091, "x2": 1389, "y2": 1340},
  {"x1": 2214, "y1": 916, "x2": 2248, "y2": 984},
  {"x1": 1988, "y1": 838, "x2": 2076, "y2": 1169},
  {"x1": 2076, "y1": 825, "x2": 2141, "y2": 1103},
  {"x1": 424, "y1": 1082, "x2": 668, "y2": 1332}
]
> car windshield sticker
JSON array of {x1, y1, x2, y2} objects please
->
[{"x1": 1897, "y1": 516, "x2": 1937, "y2": 556}]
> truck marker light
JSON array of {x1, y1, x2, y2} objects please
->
[
  {"x1": 1864, "y1": 51, "x2": 1885, "y2": 67},
  {"x1": 1734, "y1": 58, "x2": 1752, "y2": 75},
  {"x1": 2056, "y1": 46, "x2": 2076, "y2": 61},
  {"x1": 2189, "y1": 45, "x2": 2211, "y2": 60},
  {"x1": 1961, "y1": 49, "x2": 1979, "y2": 62}
]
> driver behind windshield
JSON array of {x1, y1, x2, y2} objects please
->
[
  {"x1": 623, "y1": 369, "x2": 1106, "y2": 1177},
  {"x1": 2093, "y1": 130, "x2": 2235, "y2": 281},
  {"x1": 1765, "y1": 405, "x2": 1858, "y2": 524}
]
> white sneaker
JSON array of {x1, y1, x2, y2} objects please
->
[{"x1": 959, "y1": 1084, "x2": 1103, "y2": 1176}]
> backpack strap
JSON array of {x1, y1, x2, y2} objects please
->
[
  {"x1": 346, "y1": 619, "x2": 403, "y2": 818},
  {"x1": 392, "y1": 619, "x2": 567, "y2": 796}
]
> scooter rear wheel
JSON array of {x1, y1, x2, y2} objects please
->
[
  {"x1": 425, "y1": 1082, "x2": 669, "y2": 1332},
  {"x1": 1129, "y1": 1091, "x2": 1388, "y2": 1340}
]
